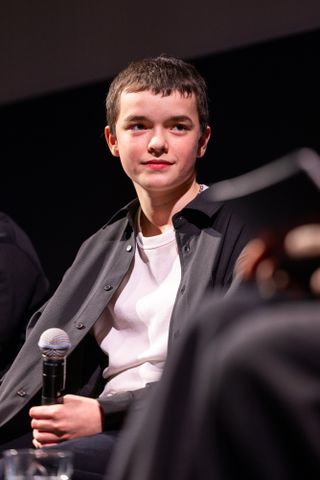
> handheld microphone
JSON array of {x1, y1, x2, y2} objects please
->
[{"x1": 38, "y1": 328, "x2": 71, "y2": 405}]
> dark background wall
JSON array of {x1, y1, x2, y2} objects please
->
[
  {"x1": 1, "y1": 0, "x2": 320, "y2": 106},
  {"x1": 1, "y1": 27, "x2": 319, "y2": 293}
]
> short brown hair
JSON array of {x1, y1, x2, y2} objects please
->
[{"x1": 106, "y1": 54, "x2": 209, "y2": 135}]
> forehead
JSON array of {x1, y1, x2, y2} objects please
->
[{"x1": 117, "y1": 89, "x2": 199, "y2": 121}]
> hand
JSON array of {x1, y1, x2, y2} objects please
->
[{"x1": 29, "y1": 394, "x2": 103, "y2": 448}]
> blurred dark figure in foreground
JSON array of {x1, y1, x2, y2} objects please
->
[
  {"x1": 0, "y1": 212, "x2": 49, "y2": 378},
  {"x1": 107, "y1": 148, "x2": 320, "y2": 480}
]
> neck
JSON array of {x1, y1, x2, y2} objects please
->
[{"x1": 136, "y1": 181, "x2": 201, "y2": 236}]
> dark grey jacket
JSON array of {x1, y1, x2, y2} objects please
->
[{"x1": 0, "y1": 188, "x2": 248, "y2": 437}]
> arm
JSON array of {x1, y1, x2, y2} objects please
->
[
  {"x1": 30, "y1": 384, "x2": 157, "y2": 447},
  {"x1": 98, "y1": 383, "x2": 157, "y2": 430},
  {"x1": 30, "y1": 394, "x2": 103, "y2": 447}
]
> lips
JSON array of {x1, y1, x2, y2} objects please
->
[
  {"x1": 142, "y1": 159, "x2": 173, "y2": 170},
  {"x1": 142, "y1": 160, "x2": 172, "y2": 165}
]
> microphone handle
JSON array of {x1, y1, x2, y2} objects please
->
[{"x1": 41, "y1": 357, "x2": 66, "y2": 405}]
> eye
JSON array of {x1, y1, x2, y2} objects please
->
[
  {"x1": 172, "y1": 123, "x2": 189, "y2": 132},
  {"x1": 129, "y1": 123, "x2": 146, "y2": 131}
]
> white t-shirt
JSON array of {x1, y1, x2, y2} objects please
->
[{"x1": 93, "y1": 223, "x2": 181, "y2": 398}]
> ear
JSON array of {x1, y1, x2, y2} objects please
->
[
  {"x1": 197, "y1": 126, "x2": 211, "y2": 158},
  {"x1": 105, "y1": 126, "x2": 119, "y2": 157}
]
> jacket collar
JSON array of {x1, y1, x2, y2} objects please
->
[
  {"x1": 178, "y1": 184, "x2": 223, "y2": 218},
  {"x1": 103, "y1": 184, "x2": 223, "y2": 229}
]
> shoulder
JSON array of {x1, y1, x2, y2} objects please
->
[
  {"x1": 180, "y1": 186, "x2": 246, "y2": 229},
  {"x1": 182, "y1": 187, "x2": 249, "y2": 243},
  {"x1": 75, "y1": 198, "x2": 139, "y2": 253}
]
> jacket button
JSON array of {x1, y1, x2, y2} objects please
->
[
  {"x1": 76, "y1": 322, "x2": 85, "y2": 329},
  {"x1": 126, "y1": 245, "x2": 133, "y2": 252},
  {"x1": 180, "y1": 285, "x2": 186, "y2": 294},
  {"x1": 17, "y1": 389, "x2": 26, "y2": 397},
  {"x1": 104, "y1": 284, "x2": 113, "y2": 291}
]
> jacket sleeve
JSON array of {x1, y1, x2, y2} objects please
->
[
  {"x1": 98, "y1": 383, "x2": 157, "y2": 430},
  {"x1": 212, "y1": 205, "x2": 251, "y2": 288}
]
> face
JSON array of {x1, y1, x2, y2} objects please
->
[{"x1": 105, "y1": 90, "x2": 210, "y2": 194}]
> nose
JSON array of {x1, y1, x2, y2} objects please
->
[{"x1": 147, "y1": 132, "x2": 168, "y2": 157}]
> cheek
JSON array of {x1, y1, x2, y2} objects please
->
[
  {"x1": 176, "y1": 140, "x2": 199, "y2": 163},
  {"x1": 117, "y1": 143, "x2": 142, "y2": 176},
  {"x1": 120, "y1": 146, "x2": 138, "y2": 162},
  {"x1": 118, "y1": 134, "x2": 144, "y2": 158},
  {"x1": 118, "y1": 156, "x2": 134, "y2": 180}
]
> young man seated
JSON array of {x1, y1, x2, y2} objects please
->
[{"x1": 0, "y1": 55, "x2": 248, "y2": 479}]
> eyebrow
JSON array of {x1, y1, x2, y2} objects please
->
[
  {"x1": 169, "y1": 115, "x2": 193, "y2": 123},
  {"x1": 123, "y1": 115, "x2": 194, "y2": 123},
  {"x1": 123, "y1": 115, "x2": 148, "y2": 123}
]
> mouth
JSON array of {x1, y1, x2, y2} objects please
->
[
  {"x1": 141, "y1": 160, "x2": 173, "y2": 170},
  {"x1": 142, "y1": 160, "x2": 173, "y2": 165}
]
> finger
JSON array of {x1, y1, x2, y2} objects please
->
[
  {"x1": 63, "y1": 394, "x2": 76, "y2": 402},
  {"x1": 29, "y1": 405, "x2": 58, "y2": 419},
  {"x1": 33, "y1": 438, "x2": 42, "y2": 449},
  {"x1": 31, "y1": 418, "x2": 58, "y2": 431},
  {"x1": 33, "y1": 429, "x2": 65, "y2": 444}
]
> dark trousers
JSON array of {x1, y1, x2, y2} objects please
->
[{"x1": 0, "y1": 431, "x2": 118, "y2": 480}]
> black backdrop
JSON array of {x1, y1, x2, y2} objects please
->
[{"x1": 1, "y1": 28, "x2": 319, "y2": 293}]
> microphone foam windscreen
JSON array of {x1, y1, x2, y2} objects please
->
[{"x1": 38, "y1": 328, "x2": 71, "y2": 359}]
